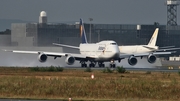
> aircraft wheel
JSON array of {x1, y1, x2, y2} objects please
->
[
  {"x1": 110, "y1": 64, "x2": 112, "y2": 68},
  {"x1": 89, "y1": 63, "x2": 95, "y2": 67},
  {"x1": 92, "y1": 63, "x2": 95, "y2": 67},
  {"x1": 81, "y1": 63, "x2": 87, "y2": 67},
  {"x1": 98, "y1": 62, "x2": 104, "y2": 68},
  {"x1": 113, "y1": 64, "x2": 116, "y2": 68},
  {"x1": 89, "y1": 64, "x2": 92, "y2": 67}
]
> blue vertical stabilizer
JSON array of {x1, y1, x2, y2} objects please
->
[{"x1": 80, "y1": 19, "x2": 88, "y2": 44}]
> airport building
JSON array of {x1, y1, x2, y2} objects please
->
[{"x1": 10, "y1": 20, "x2": 180, "y2": 47}]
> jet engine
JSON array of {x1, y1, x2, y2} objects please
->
[
  {"x1": 128, "y1": 56, "x2": 137, "y2": 66},
  {"x1": 147, "y1": 54, "x2": 156, "y2": 63},
  {"x1": 38, "y1": 54, "x2": 47, "y2": 62},
  {"x1": 65, "y1": 56, "x2": 75, "y2": 65}
]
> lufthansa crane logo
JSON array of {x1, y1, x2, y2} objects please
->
[
  {"x1": 98, "y1": 46, "x2": 105, "y2": 50},
  {"x1": 80, "y1": 25, "x2": 83, "y2": 37},
  {"x1": 98, "y1": 46, "x2": 106, "y2": 54}
]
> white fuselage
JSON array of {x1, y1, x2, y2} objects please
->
[
  {"x1": 79, "y1": 40, "x2": 120, "y2": 61},
  {"x1": 119, "y1": 45, "x2": 158, "y2": 54}
]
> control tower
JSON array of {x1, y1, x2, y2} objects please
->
[
  {"x1": 166, "y1": 0, "x2": 180, "y2": 26},
  {"x1": 39, "y1": 11, "x2": 47, "y2": 24}
]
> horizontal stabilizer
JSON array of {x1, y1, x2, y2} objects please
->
[{"x1": 142, "y1": 46, "x2": 157, "y2": 50}]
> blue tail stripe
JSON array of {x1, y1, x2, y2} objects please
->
[{"x1": 80, "y1": 18, "x2": 88, "y2": 44}]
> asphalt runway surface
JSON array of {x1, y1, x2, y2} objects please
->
[
  {"x1": 125, "y1": 67, "x2": 180, "y2": 72},
  {"x1": 0, "y1": 99, "x2": 60, "y2": 101},
  {"x1": 65, "y1": 66, "x2": 180, "y2": 72}
]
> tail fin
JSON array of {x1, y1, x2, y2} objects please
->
[
  {"x1": 80, "y1": 18, "x2": 88, "y2": 44},
  {"x1": 148, "y1": 28, "x2": 159, "y2": 46}
]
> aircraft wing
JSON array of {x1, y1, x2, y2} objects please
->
[
  {"x1": 156, "y1": 47, "x2": 180, "y2": 52},
  {"x1": 120, "y1": 51, "x2": 175, "y2": 59},
  {"x1": 52, "y1": 43, "x2": 79, "y2": 49},
  {"x1": 140, "y1": 45, "x2": 179, "y2": 52},
  {"x1": 134, "y1": 51, "x2": 174, "y2": 57},
  {"x1": 159, "y1": 46, "x2": 175, "y2": 49},
  {"x1": 3, "y1": 50, "x2": 95, "y2": 60}
]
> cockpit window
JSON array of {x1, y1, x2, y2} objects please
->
[{"x1": 110, "y1": 43, "x2": 117, "y2": 45}]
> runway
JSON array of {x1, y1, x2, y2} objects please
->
[
  {"x1": 124, "y1": 67, "x2": 180, "y2": 72},
  {"x1": 63, "y1": 66, "x2": 180, "y2": 72},
  {"x1": 0, "y1": 99, "x2": 60, "y2": 101}
]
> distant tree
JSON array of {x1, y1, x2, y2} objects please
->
[
  {"x1": 154, "y1": 22, "x2": 159, "y2": 26},
  {"x1": 0, "y1": 29, "x2": 11, "y2": 35}
]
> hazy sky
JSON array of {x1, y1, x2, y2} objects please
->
[{"x1": 0, "y1": 0, "x2": 180, "y2": 24}]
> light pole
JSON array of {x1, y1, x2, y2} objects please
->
[
  {"x1": 98, "y1": 30, "x2": 100, "y2": 42},
  {"x1": 89, "y1": 18, "x2": 93, "y2": 43}
]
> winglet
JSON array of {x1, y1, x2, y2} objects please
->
[
  {"x1": 2, "y1": 49, "x2": 13, "y2": 52},
  {"x1": 80, "y1": 18, "x2": 88, "y2": 44},
  {"x1": 148, "y1": 28, "x2": 159, "y2": 46}
]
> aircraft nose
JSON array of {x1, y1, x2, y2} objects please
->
[{"x1": 112, "y1": 45, "x2": 120, "y2": 56}]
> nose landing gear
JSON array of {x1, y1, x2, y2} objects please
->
[{"x1": 110, "y1": 60, "x2": 116, "y2": 68}]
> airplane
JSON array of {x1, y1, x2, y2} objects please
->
[
  {"x1": 52, "y1": 22, "x2": 175, "y2": 67},
  {"x1": 118, "y1": 28, "x2": 180, "y2": 65},
  {"x1": 119, "y1": 28, "x2": 180, "y2": 54},
  {"x1": 4, "y1": 19, "x2": 122, "y2": 68}
]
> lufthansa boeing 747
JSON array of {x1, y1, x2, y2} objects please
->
[
  {"x1": 4, "y1": 19, "x2": 122, "y2": 68},
  {"x1": 52, "y1": 20, "x2": 175, "y2": 67}
]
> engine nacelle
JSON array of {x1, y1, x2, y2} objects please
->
[
  {"x1": 147, "y1": 54, "x2": 156, "y2": 63},
  {"x1": 65, "y1": 56, "x2": 75, "y2": 65},
  {"x1": 38, "y1": 54, "x2": 47, "y2": 62},
  {"x1": 128, "y1": 56, "x2": 137, "y2": 66}
]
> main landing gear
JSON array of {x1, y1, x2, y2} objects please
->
[
  {"x1": 89, "y1": 62, "x2": 96, "y2": 67},
  {"x1": 80, "y1": 61, "x2": 87, "y2": 67},
  {"x1": 80, "y1": 60, "x2": 116, "y2": 68},
  {"x1": 80, "y1": 61, "x2": 96, "y2": 67},
  {"x1": 98, "y1": 62, "x2": 105, "y2": 67}
]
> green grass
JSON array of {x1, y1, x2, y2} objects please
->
[
  {"x1": 84, "y1": 67, "x2": 92, "y2": 72},
  {"x1": 116, "y1": 66, "x2": 126, "y2": 73},
  {"x1": 30, "y1": 66, "x2": 64, "y2": 72},
  {"x1": 102, "y1": 67, "x2": 113, "y2": 73},
  {"x1": 0, "y1": 67, "x2": 180, "y2": 101}
]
